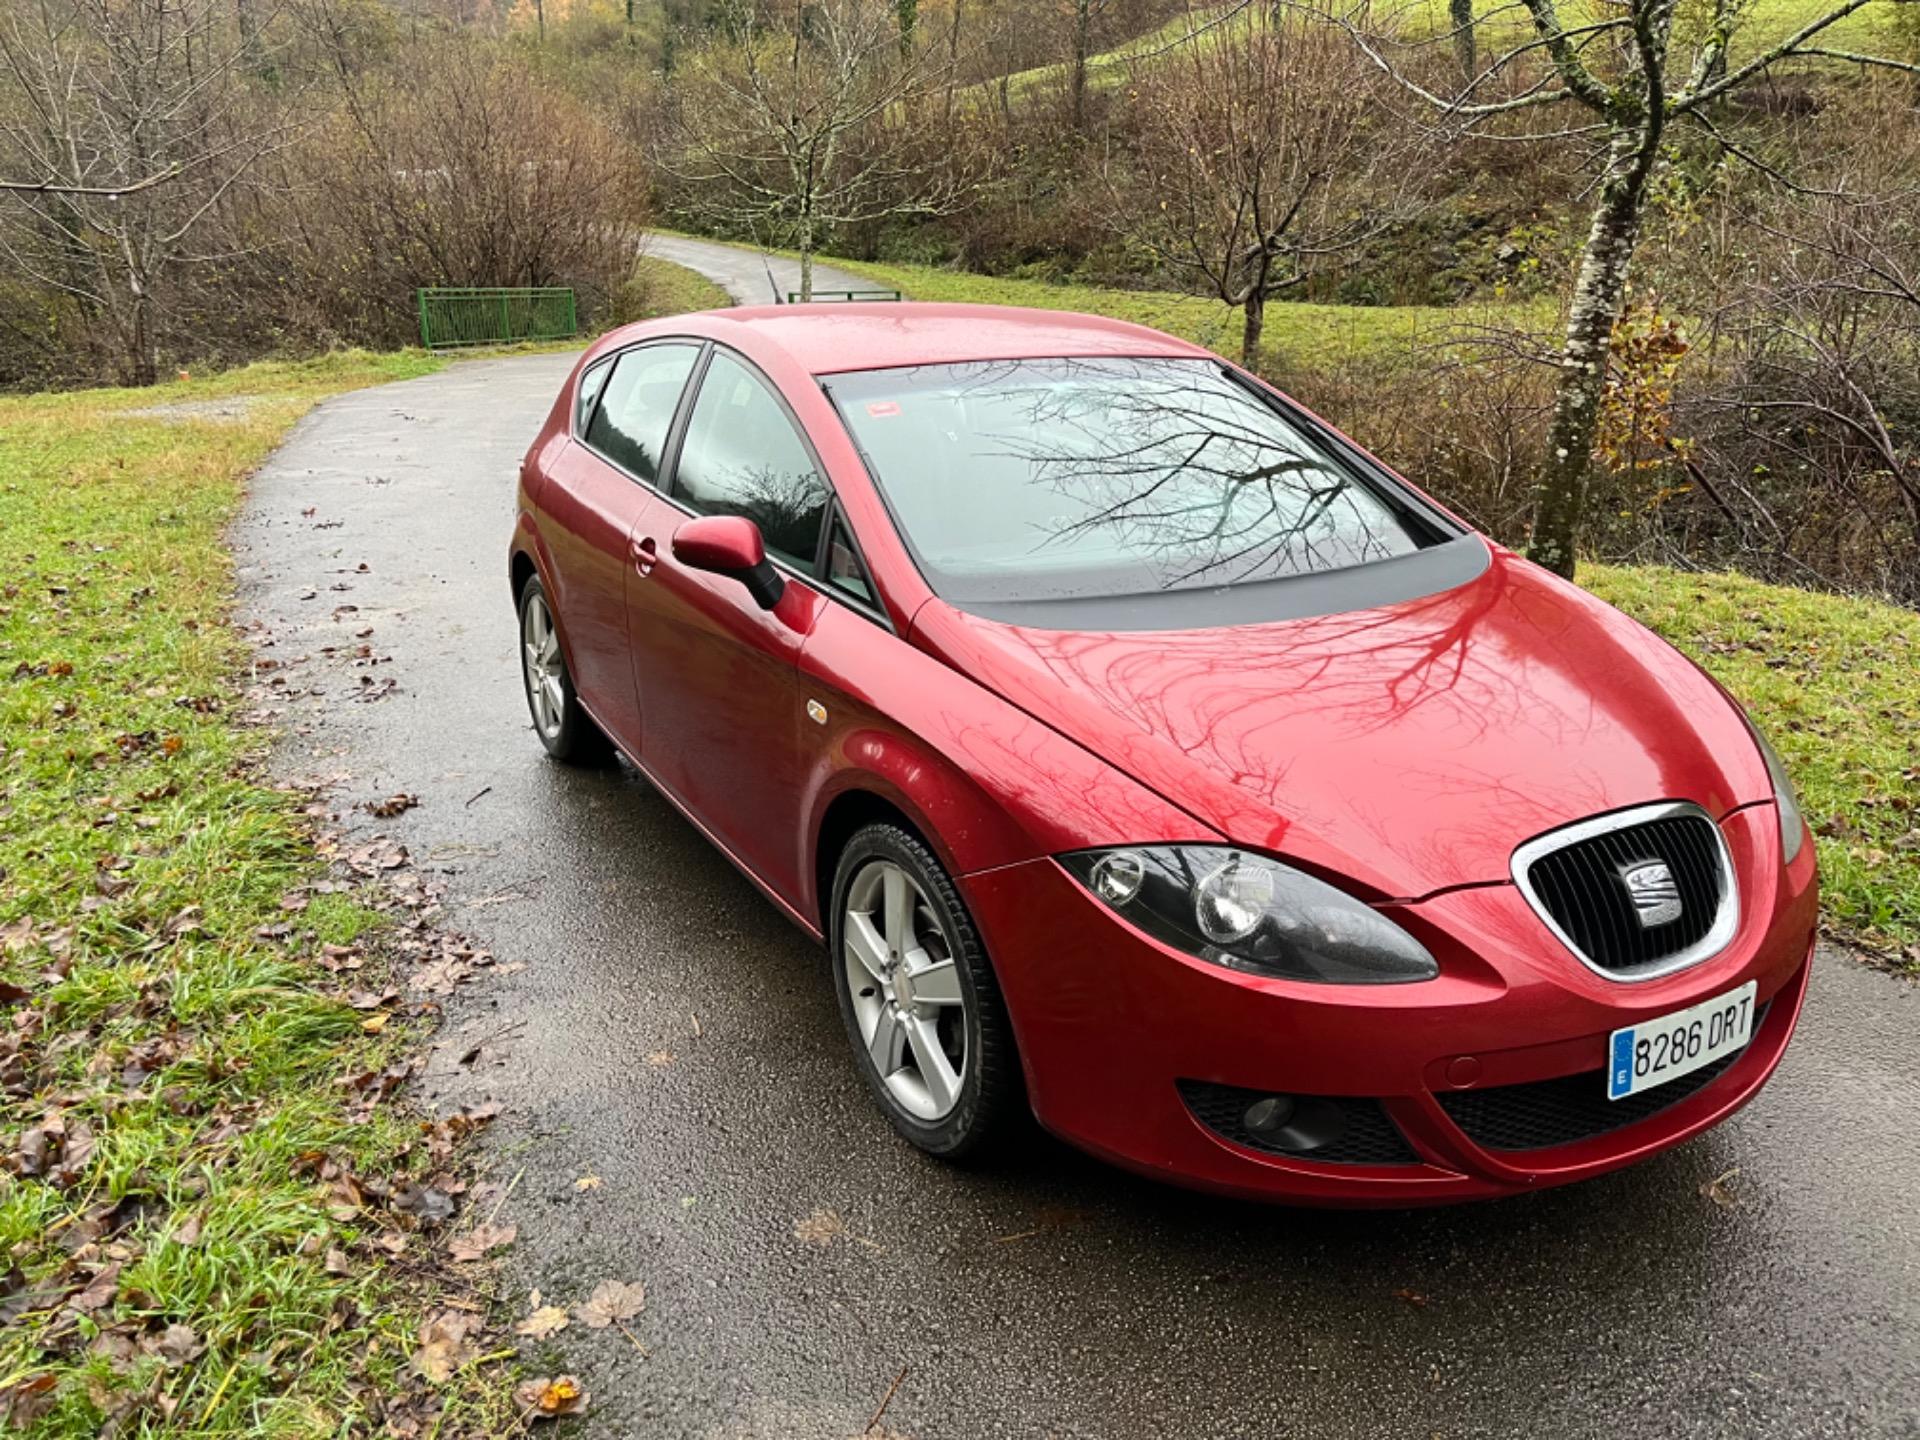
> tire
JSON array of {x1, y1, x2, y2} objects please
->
[
  {"x1": 516, "y1": 574, "x2": 612, "y2": 765},
  {"x1": 828, "y1": 822, "x2": 1022, "y2": 1159}
]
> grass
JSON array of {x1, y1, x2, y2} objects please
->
[
  {"x1": 626, "y1": 252, "x2": 734, "y2": 318},
  {"x1": 0, "y1": 351, "x2": 483, "y2": 1436},
  {"x1": 656, "y1": 234, "x2": 1555, "y2": 366},
  {"x1": 1587, "y1": 564, "x2": 1919, "y2": 966},
  {"x1": 1398, "y1": 0, "x2": 1897, "y2": 60},
  {"x1": 834, "y1": 257, "x2": 1549, "y2": 357},
  {"x1": 974, "y1": 0, "x2": 1904, "y2": 107}
]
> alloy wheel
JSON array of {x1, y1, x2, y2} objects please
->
[
  {"x1": 521, "y1": 590, "x2": 565, "y2": 741},
  {"x1": 842, "y1": 859, "x2": 968, "y2": 1121}
]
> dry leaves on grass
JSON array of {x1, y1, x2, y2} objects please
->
[
  {"x1": 576, "y1": 1279, "x2": 645, "y2": 1329},
  {"x1": 515, "y1": 1375, "x2": 589, "y2": 1422},
  {"x1": 410, "y1": 1308, "x2": 486, "y2": 1385},
  {"x1": 0, "y1": 1374, "x2": 56, "y2": 1429},
  {"x1": 143, "y1": 1322, "x2": 204, "y2": 1368},
  {"x1": 6, "y1": 1112, "x2": 95, "y2": 1186}
]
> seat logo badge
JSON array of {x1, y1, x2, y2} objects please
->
[
  {"x1": 806, "y1": 699, "x2": 829, "y2": 726},
  {"x1": 1620, "y1": 861, "x2": 1682, "y2": 927}
]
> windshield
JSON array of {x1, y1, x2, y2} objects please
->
[{"x1": 827, "y1": 357, "x2": 1450, "y2": 607}]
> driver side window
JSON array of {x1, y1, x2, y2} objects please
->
[{"x1": 673, "y1": 352, "x2": 830, "y2": 569}]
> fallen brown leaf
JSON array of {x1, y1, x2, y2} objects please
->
[
  {"x1": 1701, "y1": 1166, "x2": 1741, "y2": 1209},
  {"x1": 143, "y1": 1322, "x2": 204, "y2": 1368},
  {"x1": 793, "y1": 1208, "x2": 847, "y2": 1246},
  {"x1": 411, "y1": 1309, "x2": 484, "y2": 1384},
  {"x1": 0, "y1": 1373, "x2": 57, "y2": 1428},
  {"x1": 514, "y1": 1375, "x2": 588, "y2": 1422},
  {"x1": 514, "y1": 1304, "x2": 570, "y2": 1340},
  {"x1": 448, "y1": 1223, "x2": 517, "y2": 1263},
  {"x1": 576, "y1": 1279, "x2": 645, "y2": 1329}
]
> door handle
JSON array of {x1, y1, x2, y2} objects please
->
[{"x1": 631, "y1": 535, "x2": 657, "y2": 577}]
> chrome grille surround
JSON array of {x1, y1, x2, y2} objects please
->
[{"x1": 1510, "y1": 800, "x2": 1741, "y2": 983}]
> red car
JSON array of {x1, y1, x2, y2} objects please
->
[{"x1": 509, "y1": 303, "x2": 1816, "y2": 1205}]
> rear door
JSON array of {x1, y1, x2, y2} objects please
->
[
  {"x1": 540, "y1": 341, "x2": 700, "y2": 752},
  {"x1": 625, "y1": 348, "x2": 831, "y2": 903}
]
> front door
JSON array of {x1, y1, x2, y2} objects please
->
[
  {"x1": 625, "y1": 349, "x2": 831, "y2": 904},
  {"x1": 540, "y1": 341, "x2": 700, "y2": 752}
]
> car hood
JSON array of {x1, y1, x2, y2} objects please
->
[{"x1": 909, "y1": 548, "x2": 1770, "y2": 899}]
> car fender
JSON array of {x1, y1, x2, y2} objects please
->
[{"x1": 796, "y1": 600, "x2": 1216, "y2": 930}]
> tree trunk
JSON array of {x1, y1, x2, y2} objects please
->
[
  {"x1": 1071, "y1": 0, "x2": 1091, "y2": 132},
  {"x1": 1241, "y1": 290, "x2": 1266, "y2": 369},
  {"x1": 944, "y1": 0, "x2": 963, "y2": 121},
  {"x1": 127, "y1": 288, "x2": 156, "y2": 387},
  {"x1": 797, "y1": 224, "x2": 815, "y2": 302},
  {"x1": 1527, "y1": 127, "x2": 1659, "y2": 578},
  {"x1": 1450, "y1": 0, "x2": 1475, "y2": 80}
]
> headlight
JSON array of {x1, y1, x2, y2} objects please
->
[
  {"x1": 1746, "y1": 721, "x2": 1806, "y2": 865},
  {"x1": 1060, "y1": 845, "x2": 1438, "y2": 984}
]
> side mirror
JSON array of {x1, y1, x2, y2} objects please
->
[{"x1": 671, "y1": 514, "x2": 786, "y2": 610}]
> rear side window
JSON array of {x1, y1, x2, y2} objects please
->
[
  {"x1": 672, "y1": 352, "x2": 830, "y2": 568},
  {"x1": 585, "y1": 343, "x2": 700, "y2": 483}
]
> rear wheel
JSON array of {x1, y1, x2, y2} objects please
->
[
  {"x1": 829, "y1": 823, "x2": 1020, "y2": 1159},
  {"x1": 517, "y1": 576, "x2": 611, "y2": 765}
]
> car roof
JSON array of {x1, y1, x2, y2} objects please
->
[{"x1": 679, "y1": 302, "x2": 1213, "y2": 376}]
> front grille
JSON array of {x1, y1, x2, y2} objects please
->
[
  {"x1": 1435, "y1": 1005, "x2": 1766, "y2": 1152},
  {"x1": 1514, "y1": 804, "x2": 1734, "y2": 979},
  {"x1": 1178, "y1": 1080, "x2": 1420, "y2": 1165}
]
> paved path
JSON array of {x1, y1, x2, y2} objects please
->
[
  {"x1": 235, "y1": 351, "x2": 1920, "y2": 1440},
  {"x1": 645, "y1": 232, "x2": 890, "y2": 307}
]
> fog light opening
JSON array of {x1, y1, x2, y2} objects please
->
[
  {"x1": 1239, "y1": 1093, "x2": 1349, "y2": 1153},
  {"x1": 1242, "y1": 1095, "x2": 1296, "y2": 1135}
]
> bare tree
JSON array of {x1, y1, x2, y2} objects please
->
[
  {"x1": 1670, "y1": 83, "x2": 1920, "y2": 600},
  {"x1": 1115, "y1": 6, "x2": 1415, "y2": 367},
  {"x1": 1304, "y1": 0, "x2": 1920, "y2": 577},
  {"x1": 661, "y1": 0, "x2": 973, "y2": 301},
  {"x1": 0, "y1": 0, "x2": 290, "y2": 384}
]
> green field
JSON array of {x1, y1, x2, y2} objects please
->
[{"x1": 972, "y1": 0, "x2": 1903, "y2": 107}]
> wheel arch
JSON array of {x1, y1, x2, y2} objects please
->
[
  {"x1": 509, "y1": 547, "x2": 538, "y2": 604},
  {"x1": 812, "y1": 787, "x2": 942, "y2": 938}
]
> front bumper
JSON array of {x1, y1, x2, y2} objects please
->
[{"x1": 961, "y1": 802, "x2": 1817, "y2": 1205}]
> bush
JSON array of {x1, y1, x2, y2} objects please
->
[{"x1": 265, "y1": 38, "x2": 649, "y2": 351}]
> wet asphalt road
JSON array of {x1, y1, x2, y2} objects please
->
[
  {"x1": 232, "y1": 344, "x2": 1920, "y2": 1437},
  {"x1": 643, "y1": 234, "x2": 877, "y2": 308}
]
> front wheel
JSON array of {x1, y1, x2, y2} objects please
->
[
  {"x1": 829, "y1": 823, "x2": 1021, "y2": 1159},
  {"x1": 517, "y1": 576, "x2": 611, "y2": 765}
]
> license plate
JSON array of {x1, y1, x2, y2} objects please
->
[{"x1": 1607, "y1": 981, "x2": 1758, "y2": 1101}]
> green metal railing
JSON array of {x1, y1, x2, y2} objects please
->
[
  {"x1": 416, "y1": 287, "x2": 578, "y2": 349},
  {"x1": 785, "y1": 288, "x2": 903, "y2": 304}
]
